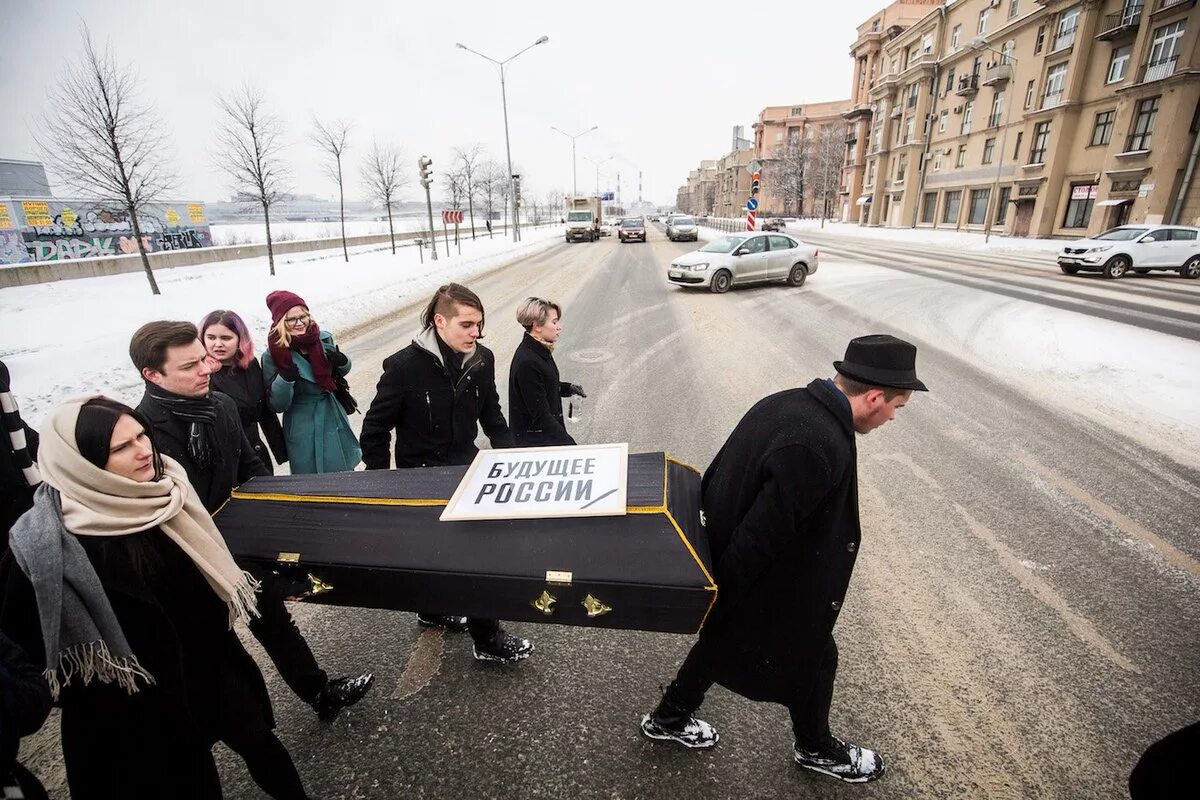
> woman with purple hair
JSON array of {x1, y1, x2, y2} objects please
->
[{"x1": 200, "y1": 310, "x2": 288, "y2": 469}]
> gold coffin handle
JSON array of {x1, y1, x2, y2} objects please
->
[
  {"x1": 306, "y1": 573, "x2": 334, "y2": 597},
  {"x1": 532, "y1": 590, "x2": 557, "y2": 616},
  {"x1": 581, "y1": 593, "x2": 612, "y2": 618}
]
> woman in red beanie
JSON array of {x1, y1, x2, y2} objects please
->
[{"x1": 261, "y1": 291, "x2": 361, "y2": 474}]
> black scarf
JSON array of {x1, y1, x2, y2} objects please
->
[
  {"x1": 145, "y1": 383, "x2": 223, "y2": 470},
  {"x1": 435, "y1": 333, "x2": 465, "y2": 385}
]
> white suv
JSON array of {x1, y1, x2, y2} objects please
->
[{"x1": 1058, "y1": 225, "x2": 1200, "y2": 279}]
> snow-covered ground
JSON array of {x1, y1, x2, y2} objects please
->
[
  {"x1": 0, "y1": 226, "x2": 565, "y2": 426},
  {"x1": 209, "y1": 217, "x2": 498, "y2": 246}
]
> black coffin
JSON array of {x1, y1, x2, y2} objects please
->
[{"x1": 213, "y1": 452, "x2": 717, "y2": 634}]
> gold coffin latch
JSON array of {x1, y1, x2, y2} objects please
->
[
  {"x1": 306, "y1": 573, "x2": 334, "y2": 597},
  {"x1": 581, "y1": 593, "x2": 612, "y2": 618},
  {"x1": 277, "y1": 552, "x2": 301, "y2": 564},
  {"x1": 532, "y1": 590, "x2": 557, "y2": 616}
]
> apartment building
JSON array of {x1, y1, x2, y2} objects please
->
[
  {"x1": 714, "y1": 149, "x2": 756, "y2": 217},
  {"x1": 753, "y1": 101, "x2": 855, "y2": 215},
  {"x1": 847, "y1": 0, "x2": 1200, "y2": 237},
  {"x1": 677, "y1": 160, "x2": 717, "y2": 216}
]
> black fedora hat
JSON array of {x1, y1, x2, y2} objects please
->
[{"x1": 833, "y1": 334, "x2": 928, "y2": 392}]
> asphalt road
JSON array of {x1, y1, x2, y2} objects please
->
[{"x1": 23, "y1": 225, "x2": 1200, "y2": 799}]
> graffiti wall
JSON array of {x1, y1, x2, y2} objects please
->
[{"x1": 0, "y1": 198, "x2": 213, "y2": 266}]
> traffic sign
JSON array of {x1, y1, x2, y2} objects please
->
[
  {"x1": 746, "y1": 197, "x2": 758, "y2": 211},
  {"x1": 746, "y1": 159, "x2": 762, "y2": 174},
  {"x1": 442, "y1": 210, "x2": 464, "y2": 224}
]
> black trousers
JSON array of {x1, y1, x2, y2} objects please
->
[
  {"x1": 224, "y1": 731, "x2": 308, "y2": 800},
  {"x1": 655, "y1": 634, "x2": 840, "y2": 749},
  {"x1": 420, "y1": 611, "x2": 500, "y2": 645},
  {"x1": 247, "y1": 570, "x2": 328, "y2": 703}
]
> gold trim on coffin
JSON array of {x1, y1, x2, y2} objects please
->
[
  {"x1": 532, "y1": 590, "x2": 557, "y2": 616},
  {"x1": 581, "y1": 593, "x2": 612, "y2": 618}
]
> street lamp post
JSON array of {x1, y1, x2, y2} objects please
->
[
  {"x1": 551, "y1": 125, "x2": 598, "y2": 196},
  {"x1": 969, "y1": 38, "x2": 1017, "y2": 243},
  {"x1": 456, "y1": 35, "x2": 549, "y2": 243},
  {"x1": 583, "y1": 155, "x2": 614, "y2": 195}
]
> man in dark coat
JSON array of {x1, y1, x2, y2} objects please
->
[
  {"x1": 129, "y1": 321, "x2": 374, "y2": 721},
  {"x1": 361, "y1": 283, "x2": 533, "y2": 664},
  {"x1": 508, "y1": 297, "x2": 586, "y2": 447},
  {"x1": 0, "y1": 360, "x2": 40, "y2": 540},
  {"x1": 640, "y1": 334, "x2": 927, "y2": 785}
]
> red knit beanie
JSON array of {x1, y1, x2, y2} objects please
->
[{"x1": 266, "y1": 290, "x2": 308, "y2": 327}]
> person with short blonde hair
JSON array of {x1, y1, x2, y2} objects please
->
[{"x1": 508, "y1": 297, "x2": 585, "y2": 447}]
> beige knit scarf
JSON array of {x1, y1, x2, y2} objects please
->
[{"x1": 38, "y1": 398, "x2": 261, "y2": 629}]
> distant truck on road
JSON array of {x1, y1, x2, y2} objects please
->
[{"x1": 565, "y1": 196, "x2": 601, "y2": 242}]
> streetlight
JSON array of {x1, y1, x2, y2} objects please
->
[
  {"x1": 583, "y1": 155, "x2": 614, "y2": 195},
  {"x1": 969, "y1": 37, "x2": 1017, "y2": 243},
  {"x1": 455, "y1": 35, "x2": 550, "y2": 242},
  {"x1": 551, "y1": 125, "x2": 598, "y2": 196}
]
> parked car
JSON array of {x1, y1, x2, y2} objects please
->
[
  {"x1": 666, "y1": 215, "x2": 698, "y2": 242},
  {"x1": 667, "y1": 233, "x2": 819, "y2": 293},
  {"x1": 618, "y1": 217, "x2": 646, "y2": 242},
  {"x1": 761, "y1": 217, "x2": 786, "y2": 232},
  {"x1": 1057, "y1": 224, "x2": 1200, "y2": 279}
]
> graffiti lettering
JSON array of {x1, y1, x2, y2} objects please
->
[
  {"x1": 154, "y1": 230, "x2": 204, "y2": 251},
  {"x1": 29, "y1": 237, "x2": 118, "y2": 261}
]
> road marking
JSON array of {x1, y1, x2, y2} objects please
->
[
  {"x1": 878, "y1": 452, "x2": 1140, "y2": 674},
  {"x1": 391, "y1": 627, "x2": 445, "y2": 701},
  {"x1": 1014, "y1": 451, "x2": 1200, "y2": 581}
]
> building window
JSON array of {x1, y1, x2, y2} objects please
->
[
  {"x1": 933, "y1": 151, "x2": 944, "y2": 170},
  {"x1": 904, "y1": 115, "x2": 915, "y2": 143},
  {"x1": 989, "y1": 91, "x2": 1005, "y2": 127},
  {"x1": 1147, "y1": 21, "x2": 1185, "y2": 81},
  {"x1": 968, "y1": 189, "x2": 991, "y2": 225},
  {"x1": 872, "y1": 18, "x2": 880, "y2": 32},
  {"x1": 908, "y1": 82, "x2": 920, "y2": 108},
  {"x1": 1127, "y1": 97, "x2": 1159, "y2": 151},
  {"x1": 945, "y1": 67, "x2": 956, "y2": 94},
  {"x1": 921, "y1": 192, "x2": 938, "y2": 223},
  {"x1": 1034, "y1": 25, "x2": 1046, "y2": 55},
  {"x1": 1063, "y1": 182, "x2": 1097, "y2": 228},
  {"x1": 1043, "y1": 63, "x2": 1067, "y2": 108},
  {"x1": 790, "y1": 107, "x2": 803, "y2": 117},
  {"x1": 922, "y1": 33, "x2": 933, "y2": 54},
  {"x1": 951, "y1": 24, "x2": 962, "y2": 50},
  {"x1": 1091, "y1": 110, "x2": 1115, "y2": 146},
  {"x1": 867, "y1": 160, "x2": 876, "y2": 185},
  {"x1": 996, "y1": 187, "x2": 1011, "y2": 224},
  {"x1": 891, "y1": 56, "x2": 899, "y2": 73},
  {"x1": 896, "y1": 153, "x2": 908, "y2": 181},
  {"x1": 1030, "y1": 121, "x2": 1051, "y2": 162},
  {"x1": 943, "y1": 190, "x2": 962, "y2": 224},
  {"x1": 978, "y1": 8, "x2": 991, "y2": 36},
  {"x1": 1013, "y1": 130, "x2": 1024, "y2": 160},
  {"x1": 1008, "y1": 0, "x2": 1020, "y2": 20},
  {"x1": 961, "y1": 101, "x2": 974, "y2": 135},
  {"x1": 1001, "y1": 40, "x2": 1016, "y2": 65},
  {"x1": 983, "y1": 138, "x2": 996, "y2": 164},
  {"x1": 1024, "y1": 80, "x2": 1035, "y2": 109},
  {"x1": 1107, "y1": 45, "x2": 1131, "y2": 84},
  {"x1": 939, "y1": 109, "x2": 949, "y2": 133},
  {"x1": 1053, "y1": 6, "x2": 1080, "y2": 52},
  {"x1": 956, "y1": 144, "x2": 968, "y2": 167}
]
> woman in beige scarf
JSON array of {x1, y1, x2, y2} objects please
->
[{"x1": 0, "y1": 396, "x2": 310, "y2": 800}]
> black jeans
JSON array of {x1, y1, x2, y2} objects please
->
[
  {"x1": 224, "y1": 731, "x2": 308, "y2": 800},
  {"x1": 247, "y1": 570, "x2": 328, "y2": 703},
  {"x1": 655, "y1": 635, "x2": 840, "y2": 749}
]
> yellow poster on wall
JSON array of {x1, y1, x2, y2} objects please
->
[
  {"x1": 0, "y1": 205, "x2": 11, "y2": 229},
  {"x1": 187, "y1": 203, "x2": 205, "y2": 223},
  {"x1": 22, "y1": 201, "x2": 52, "y2": 226},
  {"x1": 61, "y1": 207, "x2": 78, "y2": 227},
  {"x1": 166, "y1": 208, "x2": 181, "y2": 226}
]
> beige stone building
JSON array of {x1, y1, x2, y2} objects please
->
[
  {"x1": 753, "y1": 101, "x2": 856, "y2": 215},
  {"x1": 676, "y1": 160, "x2": 717, "y2": 216},
  {"x1": 714, "y1": 149, "x2": 756, "y2": 217},
  {"x1": 844, "y1": 0, "x2": 1200, "y2": 237}
]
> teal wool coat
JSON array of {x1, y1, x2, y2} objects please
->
[{"x1": 261, "y1": 330, "x2": 361, "y2": 474}]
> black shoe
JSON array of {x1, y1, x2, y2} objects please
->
[
  {"x1": 794, "y1": 735, "x2": 885, "y2": 783},
  {"x1": 417, "y1": 614, "x2": 470, "y2": 632},
  {"x1": 472, "y1": 630, "x2": 533, "y2": 663},
  {"x1": 639, "y1": 712, "x2": 719, "y2": 749},
  {"x1": 313, "y1": 673, "x2": 375, "y2": 722}
]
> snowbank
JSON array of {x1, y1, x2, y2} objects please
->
[{"x1": 0, "y1": 226, "x2": 565, "y2": 426}]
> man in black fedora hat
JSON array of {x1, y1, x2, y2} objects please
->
[{"x1": 639, "y1": 334, "x2": 926, "y2": 784}]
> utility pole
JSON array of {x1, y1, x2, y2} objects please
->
[
  {"x1": 418, "y1": 156, "x2": 437, "y2": 261},
  {"x1": 552, "y1": 125, "x2": 599, "y2": 196}
]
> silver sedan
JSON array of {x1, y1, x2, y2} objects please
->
[{"x1": 666, "y1": 233, "x2": 819, "y2": 293}]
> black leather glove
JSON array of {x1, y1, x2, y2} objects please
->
[
  {"x1": 275, "y1": 363, "x2": 300, "y2": 383},
  {"x1": 569, "y1": 384, "x2": 587, "y2": 398},
  {"x1": 327, "y1": 348, "x2": 349, "y2": 368}
]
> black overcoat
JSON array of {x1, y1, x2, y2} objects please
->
[
  {"x1": 209, "y1": 361, "x2": 288, "y2": 468},
  {"x1": 136, "y1": 390, "x2": 270, "y2": 515},
  {"x1": 698, "y1": 379, "x2": 861, "y2": 703},
  {"x1": 0, "y1": 526, "x2": 274, "y2": 799},
  {"x1": 508, "y1": 333, "x2": 576, "y2": 447},
  {"x1": 360, "y1": 331, "x2": 514, "y2": 469}
]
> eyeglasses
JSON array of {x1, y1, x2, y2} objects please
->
[{"x1": 284, "y1": 314, "x2": 311, "y2": 327}]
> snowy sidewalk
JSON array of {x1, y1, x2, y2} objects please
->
[{"x1": 0, "y1": 225, "x2": 565, "y2": 425}]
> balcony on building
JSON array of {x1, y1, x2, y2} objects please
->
[
  {"x1": 1140, "y1": 55, "x2": 1179, "y2": 82},
  {"x1": 844, "y1": 103, "x2": 874, "y2": 121},
  {"x1": 890, "y1": 104, "x2": 903, "y2": 118},
  {"x1": 1041, "y1": 90, "x2": 1066, "y2": 110},
  {"x1": 954, "y1": 73, "x2": 980, "y2": 97},
  {"x1": 1096, "y1": 4, "x2": 1143, "y2": 40},
  {"x1": 982, "y1": 62, "x2": 1012, "y2": 87},
  {"x1": 1151, "y1": 0, "x2": 1196, "y2": 16}
]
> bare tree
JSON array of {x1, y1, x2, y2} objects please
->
[
  {"x1": 475, "y1": 161, "x2": 502, "y2": 238},
  {"x1": 38, "y1": 26, "x2": 175, "y2": 294},
  {"x1": 453, "y1": 144, "x2": 485, "y2": 241},
  {"x1": 311, "y1": 117, "x2": 351, "y2": 262},
  {"x1": 545, "y1": 189, "x2": 564, "y2": 223},
  {"x1": 444, "y1": 168, "x2": 467, "y2": 245},
  {"x1": 360, "y1": 140, "x2": 407, "y2": 255},
  {"x1": 214, "y1": 85, "x2": 288, "y2": 276},
  {"x1": 808, "y1": 125, "x2": 844, "y2": 225},
  {"x1": 767, "y1": 139, "x2": 809, "y2": 217}
]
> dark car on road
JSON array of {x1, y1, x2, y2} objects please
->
[
  {"x1": 619, "y1": 217, "x2": 646, "y2": 242},
  {"x1": 761, "y1": 218, "x2": 786, "y2": 232}
]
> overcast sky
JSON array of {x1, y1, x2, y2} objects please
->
[{"x1": 1, "y1": 0, "x2": 889, "y2": 207}]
